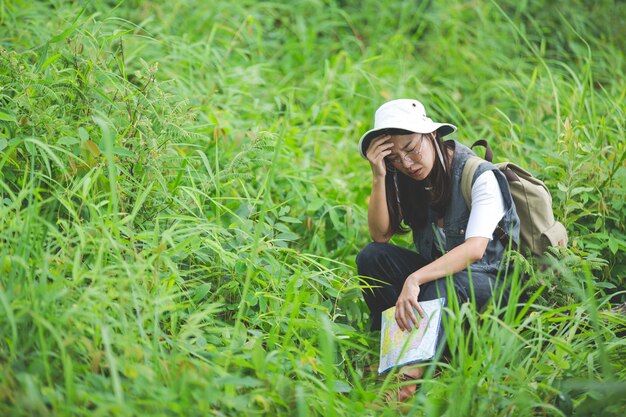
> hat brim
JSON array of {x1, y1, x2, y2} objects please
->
[{"x1": 358, "y1": 123, "x2": 456, "y2": 159}]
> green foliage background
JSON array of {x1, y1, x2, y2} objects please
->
[{"x1": 0, "y1": 0, "x2": 624, "y2": 416}]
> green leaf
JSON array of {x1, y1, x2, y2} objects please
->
[
  {"x1": 234, "y1": 260, "x2": 247, "y2": 274},
  {"x1": 40, "y1": 53, "x2": 62, "y2": 72},
  {"x1": 35, "y1": 42, "x2": 49, "y2": 72},
  {"x1": 24, "y1": 140, "x2": 35, "y2": 156},
  {"x1": 275, "y1": 223, "x2": 291, "y2": 233},
  {"x1": 307, "y1": 198, "x2": 325, "y2": 213},
  {"x1": 113, "y1": 146, "x2": 134, "y2": 157},
  {"x1": 279, "y1": 216, "x2": 301, "y2": 224},
  {"x1": 570, "y1": 187, "x2": 594, "y2": 197},
  {"x1": 333, "y1": 380, "x2": 352, "y2": 393},
  {"x1": 608, "y1": 236, "x2": 618, "y2": 254},
  {"x1": 195, "y1": 336, "x2": 207, "y2": 349},
  {"x1": 215, "y1": 375, "x2": 263, "y2": 388},
  {"x1": 0, "y1": 111, "x2": 16, "y2": 122},
  {"x1": 0, "y1": 138, "x2": 7, "y2": 152},
  {"x1": 534, "y1": 361, "x2": 555, "y2": 374},
  {"x1": 246, "y1": 292, "x2": 258, "y2": 306},
  {"x1": 328, "y1": 208, "x2": 342, "y2": 230},
  {"x1": 57, "y1": 136, "x2": 80, "y2": 146},
  {"x1": 192, "y1": 284, "x2": 212, "y2": 303},
  {"x1": 78, "y1": 127, "x2": 89, "y2": 142},
  {"x1": 594, "y1": 217, "x2": 603, "y2": 231},
  {"x1": 50, "y1": 26, "x2": 75, "y2": 43},
  {"x1": 277, "y1": 232, "x2": 299, "y2": 241}
]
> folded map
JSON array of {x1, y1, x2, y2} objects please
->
[{"x1": 378, "y1": 297, "x2": 445, "y2": 375}]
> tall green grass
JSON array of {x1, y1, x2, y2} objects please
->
[{"x1": 0, "y1": 0, "x2": 624, "y2": 415}]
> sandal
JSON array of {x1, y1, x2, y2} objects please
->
[{"x1": 383, "y1": 365, "x2": 424, "y2": 404}]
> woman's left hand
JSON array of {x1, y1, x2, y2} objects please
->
[{"x1": 395, "y1": 276, "x2": 425, "y2": 331}]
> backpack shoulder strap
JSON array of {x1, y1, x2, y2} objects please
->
[
  {"x1": 461, "y1": 155, "x2": 484, "y2": 209},
  {"x1": 470, "y1": 139, "x2": 494, "y2": 162}
]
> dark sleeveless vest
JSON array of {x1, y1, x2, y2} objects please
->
[{"x1": 412, "y1": 141, "x2": 520, "y2": 274}]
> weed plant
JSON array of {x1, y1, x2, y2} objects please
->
[{"x1": 0, "y1": 0, "x2": 624, "y2": 416}]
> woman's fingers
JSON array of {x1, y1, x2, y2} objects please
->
[
  {"x1": 367, "y1": 137, "x2": 394, "y2": 177},
  {"x1": 370, "y1": 134, "x2": 391, "y2": 148},
  {"x1": 367, "y1": 149, "x2": 392, "y2": 166},
  {"x1": 412, "y1": 299, "x2": 425, "y2": 318},
  {"x1": 366, "y1": 135, "x2": 393, "y2": 160},
  {"x1": 395, "y1": 279, "x2": 424, "y2": 331},
  {"x1": 406, "y1": 304, "x2": 419, "y2": 330},
  {"x1": 395, "y1": 305, "x2": 409, "y2": 331},
  {"x1": 395, "y1": 301, "x2": 418, "y2": 331},
  {"x1": 372, "y1": 149, "x2": 391, "y2": 165},
  {"x1": 395, "y1": 275, "x2": 424, "y2": 331}
]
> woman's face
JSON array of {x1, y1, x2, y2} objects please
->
[{"x1": 385, "y1": 133, "x2": 435, "y2": 181}]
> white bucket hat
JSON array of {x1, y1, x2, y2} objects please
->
[{"x1": 358, "y1": 99, "x2": 457, "y2": 159}]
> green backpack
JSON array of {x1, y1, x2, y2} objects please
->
[{"x1": 461, "y1": 140, "x2": 568, "y2": 257}]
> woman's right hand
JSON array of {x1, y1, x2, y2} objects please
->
[
  {"x1": 395, "y1": 275, "x2": 425, "y2": 331},
  {"x1": 365, "y1": 135, "x2": 394, "y2": 178}
]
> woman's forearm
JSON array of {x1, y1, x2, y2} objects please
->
[
  {"x1": 407, "y1": 237, "x2": 489, "y2": 286},
  {"x1": 368, "y1": 177, "x2": 392, "y2": 242}
]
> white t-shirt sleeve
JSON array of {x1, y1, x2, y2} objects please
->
[{"x1": 465, "y1": 170, "x2": 506, "y2": 240}]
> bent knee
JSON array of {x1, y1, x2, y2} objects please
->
[{"x1": 356, "y1": 242, "x2": 391, "y2": 275}]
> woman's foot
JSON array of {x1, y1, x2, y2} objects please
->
[
  {"x1": 397, "y1": 365, "x2": 424, "y2": 402},
  {"x1": 384, "y1": 365, "x2": 424, "y2": 403}
]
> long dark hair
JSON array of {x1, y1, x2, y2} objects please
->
[{"x1": 384, "y1": 133, "x2": 454, "y2": 234}]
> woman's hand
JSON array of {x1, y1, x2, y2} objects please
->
[
  {"x1": 395, "y1": 275, "x2": 425, "y2": 331},
  {"x1": 366, "y1": 135, "x2": 394, "y2": 178}
]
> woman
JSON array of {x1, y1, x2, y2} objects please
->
[{"x1": 356, "y1": 99, "x2": 520, "y2": 401}]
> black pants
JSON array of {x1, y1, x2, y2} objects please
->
[{"x1": 356, "y1": 242, "x2": 508, "y2": 331}]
